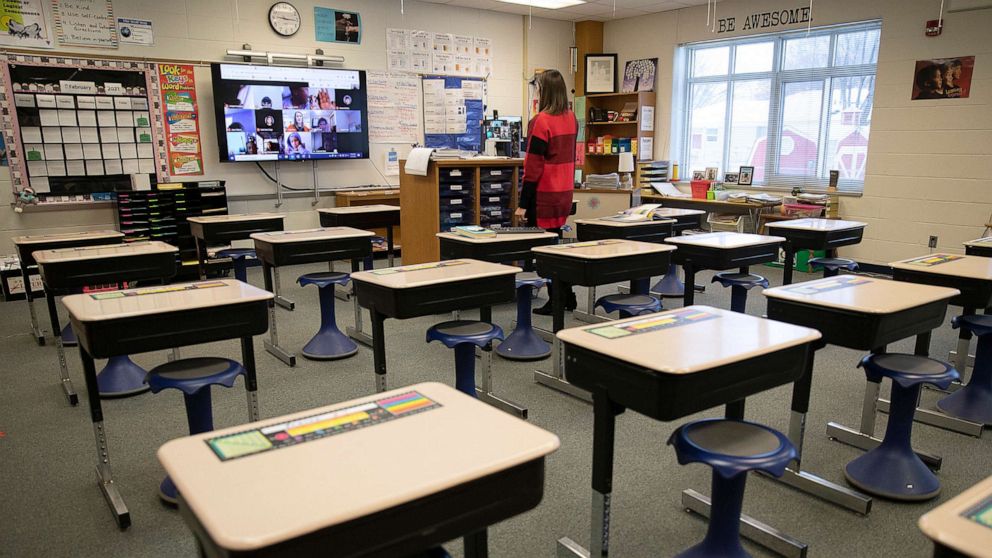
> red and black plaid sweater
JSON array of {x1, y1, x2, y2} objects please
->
[{"x1": 520, "y1": 110, "x2": 577, "y2": 229}]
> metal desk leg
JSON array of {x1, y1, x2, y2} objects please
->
[
  {"x1": 22, "y1": 265, "x2": 45, "y2": 345},
  {"x1": 241, "y1": 336, "x2": 259, "y2": 421},
  {"x1": 371, "y1": 308, "x2": 388, "y2": 392},
  {"x1": 347, "y1": 259, "x2": 373, "y2": 347},
  {"x1": 464, "y1": 528, "x2": 488, "y2": 558},
  {"x1": 535, "y1": 277, "x2": 592, "y2": 402},
  {"x1": 782, "y1": 244, "x2": 796, "y2": 286},
  {"x1": 683, "y1": 264, "x2": 697, "y2": 307},
  {"x1": 79, "y1": 347, "x2": 129, "y2": 529},
  {"x1": 194, "y1": 236, "x2": 206, "y2": 280},
  {"x1": 476, "y1": 305, "x2": 527, "y2": 418},
  {"x1": 557, "y1": 393, "x2": 623, "y2": 557},
  {"x1": 46, "y1": 293, "x2": 77, "y2": 406},
  {"x1": 272, "y1": 266, "x2": 295, "y2": 311},
  {"x1": 574, "y1": 284, "x2": 604, "y2": 324},
  {"x1": 261, "y1": 263, "x2": 296, "y2": 366},
  {"x1": 386, "y1": 224, "x2": 396, "y2": 268}
]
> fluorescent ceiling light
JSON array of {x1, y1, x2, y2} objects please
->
[{"x1": 497, "y1": 0, "x2": 587, "y2": 9}]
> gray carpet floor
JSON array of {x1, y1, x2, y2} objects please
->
[{"x1": 1, "y1": 262, "x2": 989, "y2": 557}]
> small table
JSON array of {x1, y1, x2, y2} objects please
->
[
  {"x1": 642, "y1": 194, "x2": 782, "y2": 233},
  {"x1": 158, "y1": 382, "x2": 558, "y2": 558},
  {"x1": 965, "y1": 236, "x2": 992, "y2": 258},
  {"x1": 318, "y1": 204, "x2": 401, "y2": 266},
  {"x1": 531, "y1": 239, "x2": 675, "y2": 401},
  {"x1": 556, "y1": 306, "x2": 821, "y2": 558},
  {"x1": 63, "y1": 279, "x2": 272, "y2": 528},
  {"x1": 351, "y1": 259, "x2": 519, "y2": 393},
  {"x1": 251, "y1": 227, "x2": 374, "y2": 367},
  {"x1": 33, "y1": 241, "x2": 179, "y2": 404},
  {"x1": 919, "y1": 474, "x2": 992, "y2": 557},
  {"x1": 12, "y1": 230, "x2": 124, "y2": 345},
  {"x1": 764, "y1": 218, "x2": 866, "y2": 284},
  {"x1": 764, "y1": 276, "x2": 959, "y2": 514},
  {"x1": 188, "y1": 213, "x2": 287, "y2": 306},
  {"x1": 665, "y1": 231, "x2": 786, "y2": 307}
]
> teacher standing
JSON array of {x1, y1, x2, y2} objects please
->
[{"x1": 515, "y1": 69, "x2": 578, "y2": 314}]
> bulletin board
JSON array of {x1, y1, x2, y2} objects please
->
[
  {"x1": 0, "y1": 53, "x2": 167, "y2": 196},
  {"x1": 422, "y1": 75, "x2": 485, "y2": 152}
]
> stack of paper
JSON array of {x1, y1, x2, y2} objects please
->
[
  {"x1": 585, "y1": 173, "x2": 620, "y2": 189},
  {"x1": 404, "y1": 147, "x2": 434, "y2": 176}
]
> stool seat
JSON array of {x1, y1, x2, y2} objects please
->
[
  {"x1": 146, "y1": 357, "x2": 246, "y2": 395},
  {"x1": 216, "y1": 247, "x2": 256, "y2": 260},
  {"x1": 217, "y1": 248, "x2": 258, "y2": 283},
  {"x1": 427, "y1": 320, "x2": 504, "y2": 349},
  {"x1": 808, "y1": 257, "x2": 858, "y2": 271},
  {"x1": 953, "y1": 314, "x2": 992, "y2": 337},
  {"x1": 858, "y1": 353, "x2": 958, "y2": 389},
  {"x1": 595, "y1": 293, "x2": 661, "y2": 318},
  {"x1": 669, "y1": 419, "x2": 796, "y2": 479},
  {"x1": 516, "y1": 272, "x2": 548, "y2": 290},
  {"x1": 711, "y1": 272, "x2": 769, "y2": 290},
  {"x1": 298, "y1": 271, "x2": 351, "y2": 289}
]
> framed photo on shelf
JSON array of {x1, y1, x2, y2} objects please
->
[
  {"x1": 723, "y1": 172, "x2": 739, "y2": 184},
  {"x1": 704, "y1": 167, "x2": 719, "y2": 181},
  {"x1": 691, "y1": 170, "x2": 706, "y2": 180},
  {"x1": 738, "y1": 166, "x2": 754, "y2": 186},
  {"x1": 585, "y1": 53, "x2": 618, "y2": 95},
  {"x1": 622, "y1": 58, "x2": 658, "y2": 92}
]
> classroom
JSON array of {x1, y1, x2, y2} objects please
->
[{"x1": 2, "y1": 0, "x2": 991, "y2": 556}]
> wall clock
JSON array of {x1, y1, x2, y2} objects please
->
[{"x1": 269, "y1": 2, "x2": 301, "y2": 37}]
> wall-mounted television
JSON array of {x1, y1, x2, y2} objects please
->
[{"x1": 211, "y1": 63, "x2": 369, "y2": 162}]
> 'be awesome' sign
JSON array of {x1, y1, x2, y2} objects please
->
[{"x1": 717, "y1": 6, "x2": 812, "y2": 34}]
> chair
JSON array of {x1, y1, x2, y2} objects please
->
[
  {"x1": 216, "y1": 247, "x2": 257, "y2": 283},
  {"x1": 298, "y1": 272, "x2": 358, "y2": 360},
  {"x1": 711, "y1": 273, "x2": 769, "y2": 314},
  {"x1": 937, "y1": 315, "x2": 992, "y2": 424},
  {"x1": 595, "y1": 293, "x2": 662, "y2": 318},
  {"x1": 496, "y1": 274, "x2": 551, "y2": 360},
  {"x1": 427, "y1": 321, "x2": 504, "y2": 396},
  {"x1": 845, "y1": 353, "x2": 958, "y2": 500}
]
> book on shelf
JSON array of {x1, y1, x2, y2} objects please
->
[{"x1": 618, "y1": 102, "x2": 638, "y2": 122}]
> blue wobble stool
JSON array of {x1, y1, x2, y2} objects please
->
[
  {"x1": 298, "y1": 272, "x2": 358, "y2": 360},
  {"x1": 496, "y1": 274, "x2": 551, "y2": 360},
  {"x1": 845, "y1": 353, "x2": 959, "y2": 501},
  {"x1": 652, "y1": 263, "x2": 686, "y2": 298},
  {"x1": 712, "y1": 273, "x2": 768, "y2": 314},
  {"x1": 669, "y1": 419, "x2": 796, "y2": 558},
  {"x1": 808, "y1": 256, "x2": 858, "y2": 278},
  {"x1": 362, "y1": 236, "x2": 387, "y2": 270},
  {"x1": 595, "y1": 293, "x2": 662, "y2": 318},
  {"x1": 147, "y1": 357, "x2": 246, "y2": 504},
  {"x1": 61, "y1": 322, "x2": 77, "y2": 347},
  {"x1": 938, "y1": 315, "x2": 992, "y2": 424},
  {"x1": 217, "y1": 247, "x2": 256, "y2": 282},
  {"x1": 427, "y1": 321, "x2": 504, "y2": 396},
  {"x1": 97, "y1": 355, "x2": 151, "y2": 397}
]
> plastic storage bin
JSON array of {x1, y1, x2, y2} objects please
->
[{"x1": 691, "y1": 180, "x2": 712, "y2": 199}]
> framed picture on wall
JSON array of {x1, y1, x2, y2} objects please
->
[
  {"x1": 622, "y1": 58, "x2": 658, "y2": 92},
  {"x1": 585, "y1": 53, "x2": 618, "y2": 95}
]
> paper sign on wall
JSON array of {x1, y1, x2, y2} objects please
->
[
  {"x1": 117, "y1": 17, "x2": 152, "y2": 45},
  {"x1": 52, "y1": 0, "x2": 118, "y2": 48},
  {"x1": 158, "y1": 64, "x2": 203, "y2": 176},
  {"x1": 0, "y1": 0, "x2": 53, "y2": 49}
]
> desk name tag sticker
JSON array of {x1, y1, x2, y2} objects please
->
[
  {"x1": 903, "y1": 254, "x2": 964, "y2": 267},
  {"x1": 206, "y1": 391, "x2": 441, "y2": 462},
  {"x1": 555, "y1": 239, "x2": 621, "y2": 250},
  {"x1": 964, "y1": 495, "x2": 992, "y2": 530},
  {"x1": 89, "y1": 281, "x2": 226, "y2": 300},
  {"x1": 783, "y1": 276, "x2": 872, "y2": 295},
  {"x1": 370, "y1": 260, "x2": 469, "y2": 275},
  {"x1": 587, "y1": 308, "x2": 718, "y2": 339}
]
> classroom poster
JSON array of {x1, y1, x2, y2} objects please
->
[
  {"x1": 0, "y1": 0, "x2": 53, "y2": 49},
  {"x1": 366, "y1": 71, "x2": 420, "y2": 144},
  {"x1": 422, "y1": 76, "x2": 484, "y2": 151},
  {"x1": 911, "y1": 56, "x2": 975, "y2": 100},
  {"x1": 386, "y1": 28, "x2": 493, "y2": 77},
  {"x1": 52, "y1": 0, "x2": 118, "y2": 48},
  {"x1": 314, "y1": 7, "x2": 361, "y2": 44},
  {"x1": 117, "y1": 17, "x2": 153, "y2": 45},
  {"x1": 157, "y1": 64, "x2": 203, "y2": 176}
]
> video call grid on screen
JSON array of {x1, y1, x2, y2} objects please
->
[{"x1": 212, "y1": 63, "x2": 370, "y2": 162}]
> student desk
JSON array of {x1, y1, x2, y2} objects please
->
[
  {"x1": 763, "y1": 218, "x2": 866, "y2": 284},
  {"x1": 63, "y1": 279, "x2": 271, "y2": 529},
  {"x1": 919, "y1": 474, "x2": 992, "y2": 558},
  {"x1": 351, "y1": 259, "x2": 519, "y2": 393},
  {"x1": 764, "y1": 275, "x2": 959, "y2": 510},
  {"x1": 251, "y1": 227, "x2": 373, "y2": 367},
  {"x1": 12, "y1": 230, "x2": 124, "y2": 345},
  {"x1": 33, "y1": 241, "x2": 179, "y2": 404},
  {"x1": 158, "y1": 382, "x2": 558, "y2": 557},
  {"x1": 649, "y1": 208, "x2": 706, "y2": 297},
  {"x1": 531, "y1": 239, "x2": 675, "y2": 401},
  {"x1": 556, "y1": 306, "x2": 821, "y2": 558},
  {"x1": 665, "y1": 231, "x2": 785, "y2": 307},
  {"x1": 318, "y1": 204, "x2": 401, "y2": 266},
  {"x1": 188, "y1": 213, "x2": 287, "y2": 306},
  {"x1": 965, "y1": 237, "x2": 992, "y2": 258}
]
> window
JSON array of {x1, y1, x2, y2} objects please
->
[{"x1": 674, "y1": 22, "x2": 880, "y2": 191}]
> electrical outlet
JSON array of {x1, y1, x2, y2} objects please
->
[{"x1": 929, "y1": 235, "x2": 938, "y2": 249}]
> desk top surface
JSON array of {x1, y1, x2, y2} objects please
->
[
  {"x1": 642, "y1": 194, "x2": 780, "y2": 208},
  {"x1": 764, "y1": 218, "x2": 867, "y2": 232},
  {"x1": 63, "y1": 279, "x2": 272, "y2": 322},
  {"x1": 532, "y1": 239, "x2": 675, "y2": 260},
  {"x1": 890, "y1": 254, "x2": 992, "y2": 281},
  {"x1": 12, "y1": 230, "x2": 123, "y2": 245},
  {"x1": 653, "y1": 207, "x2": 706, "y2": 218},
  {"x1": 437, "y1": 231, "x2": 558, "y2": 244},
  {"x1": 574, "y1": 217, "x2": 676, "y2": 228},
  {"x1": 251, "y1": 227, "x2": 373, "y2": 244},
  {"x1": 964, "y1": 237, "x2": 992, "y2": 248},
  {"x1": 187, "y1": 213, "x2": 286, "y2": 224},
  {"x1": 351, "y1": 258, "x2": 520, "y2": 289},
  {"x1": 157, "y1": 382, "x2": 559, "y2": 552},
  {"x1": 33, "y1": 241, "x2": 177, "y2": 264},
  {"x1": 919, "y1": 475, "x2": 992, "y2": 557},
  {"x1": 764, "y1": 276, "x2": 959, "y2": 314},
  {"x1": 665, "y1": 231, "x2": 785, "y2": 249},
  {"x1": 317, "y1": 204, "x2": 400, "y2": 214},
  {"x1": 557, "y1": 305, "x2": 820, "y2": 374}
]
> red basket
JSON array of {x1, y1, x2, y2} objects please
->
[{"x1": 690, "y1": 180, "x2": 711, "y2": 199}]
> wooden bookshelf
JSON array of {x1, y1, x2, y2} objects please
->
[{"x1": 581, "y1": 91, "x2": 656, "y2": 187}]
